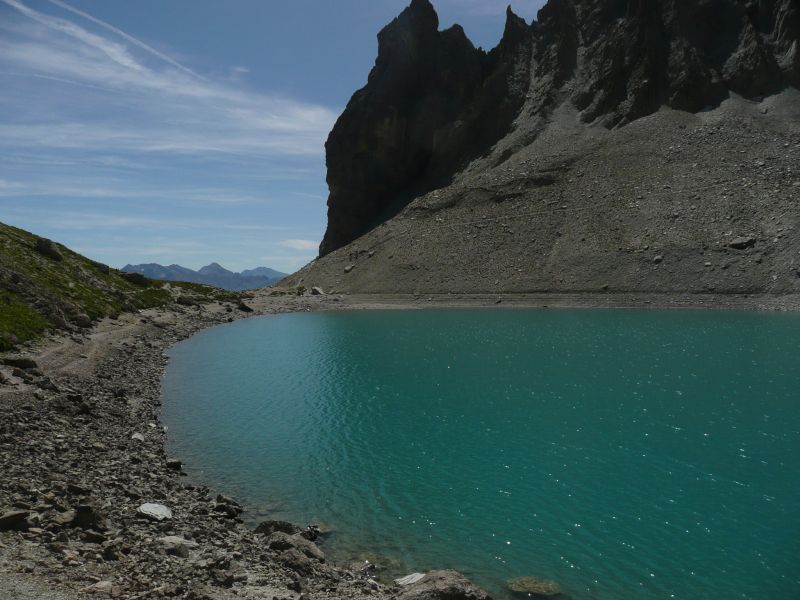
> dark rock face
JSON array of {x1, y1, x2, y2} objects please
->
[
  {"x1": 320, "y1": 0, "x2": 799, "y2": 255},
  {"x1": 320, "y1": 0, "x2": 532, "y2": 255}
]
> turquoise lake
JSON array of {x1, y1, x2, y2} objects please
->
[{"x1": 162, "y1": 309, "x2": 800, "y2": 599}]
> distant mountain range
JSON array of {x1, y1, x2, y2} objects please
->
[{"x1": 122, "y1": 262, "x2": 287, "y2": 291}]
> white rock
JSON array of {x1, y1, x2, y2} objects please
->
[
  {"x1": 137, "y1": 503, "x2": 173, "y2": 521},
  {"x1": 395, "y1": 573, "x2": 426, "y2": 586},
  {"x1": 131, "y1": 433, "x2": 145, "y2": 442}
]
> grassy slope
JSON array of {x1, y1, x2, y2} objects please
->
[{"x1": 0, "y1": 222, "x2": 233, "y2": 351}]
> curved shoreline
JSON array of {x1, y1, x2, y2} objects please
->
[{"x1": 2, "y1": 290, "x2": 799, "y2": 599}]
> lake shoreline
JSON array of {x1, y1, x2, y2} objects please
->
[{"x1": 2, "y1": 289, "x2": 799, "y2": 599}]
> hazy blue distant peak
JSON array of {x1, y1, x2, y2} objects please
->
[
  {"x1": 123, "y1": 262, "x2": 287, "y2": 291},
  {"x1": 240, "y1": 267, "x2": 286, "y2": 279},
  {"x1": 197, "y1": 263, "x2": 235, "y2": 277}
]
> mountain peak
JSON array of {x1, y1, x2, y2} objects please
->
[
  {"x1": 123, "y1": 263, "x2": 287, "y2": 291},
  {"x1": 319, "y1": 0, "x2": 799, "y2": 256}
]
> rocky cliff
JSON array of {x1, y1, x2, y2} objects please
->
[
  {"x1": 320, "y1": 0, "x2": 533, "y2": 255},
  {"x1": 294, "y1": 0, "x2": 800, "y2": 297}
]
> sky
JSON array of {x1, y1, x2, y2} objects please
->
[{"x1": 0, "y1": 0, "x2": 545, "y2": 273}]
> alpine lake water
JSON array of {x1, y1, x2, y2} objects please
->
[{"x1": 162, "y1": 309, "x2": 800, "y2": 599}]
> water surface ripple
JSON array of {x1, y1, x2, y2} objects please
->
[{"x1": 162, "y1": 309, "x2": 800, "y2": 599}]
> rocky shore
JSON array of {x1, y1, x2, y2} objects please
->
[
  {"x1": 1, "y1": 291, "x2": 495, "y2": 600},
  {"x1": 3, "y1": 290, "x2": 799, "y2": 600}
]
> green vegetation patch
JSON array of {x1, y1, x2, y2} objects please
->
[{"x1": 0, "y1": 291, "x2": 51, "y2": 351}]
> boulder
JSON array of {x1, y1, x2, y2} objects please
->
[
  {"x1": 72, "y1": 504, "x2": 108, "y2": 530},
  {"x1": 310, "y1": 286, "x2": 325, "y2": 295},
  {"x1": 34, "y1": 237, "x2": 63, "y2": 261},
  {"x1": 265, "y1": 531, "x2": 324, "y2": 562},
  {"x1": 3, "y1": 357, "x2": 38, "y2": 370},
  {"x1": 397, "y1": 570, "x2": 491, "y2": 600},
  {"x1": 236, "y1": 300, "x2": 254, "y2": 313},
  {"x1": 73, "y1": 313, "x2": 92, "y2": 329},
  {"x1": 277, "y1": 547, "x2": 314, "y2": 576},
  {"x1": 166, "y1": 458, "x2": 182, "y2": 470},
  {"x1": 137, "y1": 503, "x2": 173, "y2": 521},
  {"x1": 507, "y1": 576, "x2": 562, "y2": 597},
  {"x1": 255, "y1": 519, "x2": 302, "y2": 536},
  {"x1": 0, "y1": 510, "x2": 29, "y2": 531}
]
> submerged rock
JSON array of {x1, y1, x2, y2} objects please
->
[
  {"x1": 507, "y1": 576, "x2": 562, "y2": 597},
  {"x1": 255, "y1": 519, "x2": 302, "y2": 536}
]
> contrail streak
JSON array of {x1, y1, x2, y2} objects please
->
[{"x1": 45, "y1": 0, "x2": 204, "y2": 80}]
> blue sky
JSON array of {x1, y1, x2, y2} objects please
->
[{"x1": 0, "y1": 0, "x2": 545, "y2": 273}]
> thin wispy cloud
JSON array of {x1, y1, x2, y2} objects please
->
[
  {"x1": 0, "y1": 0, "x2": 337, "y2": 157},
  {"x1": 0, "y1": 0, "x2": 334, "y2": 271},
  {"x1": 44, "y1": 0, "x2": 204, "y2": 79}
]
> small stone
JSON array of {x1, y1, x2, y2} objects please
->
[
  {"x1": 137, "y1": 503, "x2": 173, "y2": 521},
  {"x1": 52, "y1": 510, "x2": 76, "y2": 526},
  {"x1": 85, "y1": 580, "x2": 114, "y2": 595},
  {"x1": 350, "y1": 560, "x2": 377, "y2": 578},
  {"x1": 653, "y1": 255, "x2": 664, "y2": 264},
  {"x1": 131, "y1": 432, "x2": 145, "y2": 442},
  {"x1": 310, "y1": 286, "x2": 325, "y2": 296},
  {"x1": 344, "y1": 265, "x2": 354, "y2": 273},
  {"x1": 166, "y1": 458, "x2": 182, "y2": 470},
  {"x1": 83, "y1": 530, "x2": 107, "y2": 544},
  {"x1": 729, "y1": 235, "x2": 756, "y2": 250},
  {"x1": 157, "y1": 535, "x2": 198, "y2": 558}
]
